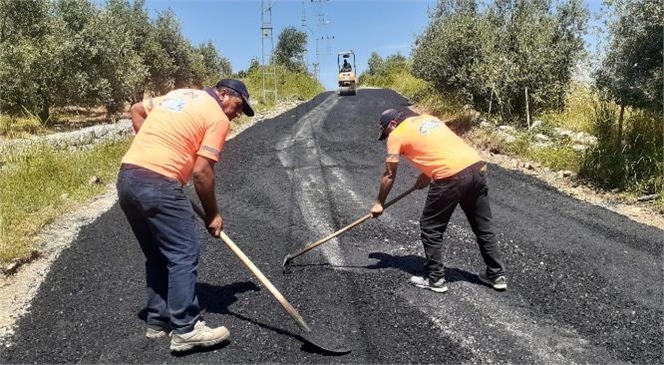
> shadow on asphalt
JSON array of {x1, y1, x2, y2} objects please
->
[
  {"x1": 285, "y1": 252, "x2": 483, "y2": 286},
  {"x1": 136, "y1": 281, "x2": 261, "y2": 323},
  {"x1": 136, "y1": 281, "x2": 349, "y2": 356},
  {"x1": 366, "y1": 253, "x2": 482, "y2": 286},
  {"x1": 199, "y1": 282, "x2": 321, "y2": 350},
  {"x1": 170, "y1": 340, "x2": 232, "y2": 357},
  {"x1": 366, "y1": 252, "x2": 424, "y2": 275},
  {"x1": 197, "y1": 281, "x2": 261, "y2": 313}
]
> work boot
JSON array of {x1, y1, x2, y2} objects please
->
[
  {"x1": 478, "y1": 272, "x2": 507, "y2": 291},
  {"x1": 409, "y1": 276, "x2": 448, "y2": 293},
  {"x1": 170, "y1": 320, "x2": 230, "y2": 352},
  {"x1": 146, "y1": 325, "x2": 171, "y2": 339}
]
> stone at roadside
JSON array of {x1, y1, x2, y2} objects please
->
[
  {"x1": 553, "y1": 127, "x2": 575, "y2": 138},
  {"x1": 497, "y1": 125, "x2": 515, "y2": 132},
  {"x1": 495, "y1": 130, "x2": 516, "y2": 143},
  {"x1": 522, "y1": 162, "x2": 540, "y2": 170},
  {"x1": 532, "y1": 141, "x2": 553, "y2": 149},
  {"x1": 557, "y1": 170, "x2": 573, "y2": 178},
  {"x1": 637, "y1": 194, "x2": 659, "y2": 202},
  {"x1": 573, "y1": 132, "x2": 597, "y2": 145},
  {"x1": 479, "y1": 119, "x2": 493, "y2": 129}
]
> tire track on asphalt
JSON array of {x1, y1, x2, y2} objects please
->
[
  {"x1": 275, "y1": 94, "x2": 356, "y2": 267},
  {"x1": 275, "y1": 95, "x2": 403, "y2": 268},
  {"x1": 395, "y1": 281, "x2": 623, "y2": 365}
]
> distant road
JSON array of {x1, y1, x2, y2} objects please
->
[{"x1": 2, "y1": 89, "x2": 661, "y2": 364}]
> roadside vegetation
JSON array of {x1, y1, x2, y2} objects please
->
[
  {"x1": 0, "y1": 0, "x2": 322, "y2": 267},
  {"x1": 359, "y1": 0, "x2": 662, "y2": 213}
]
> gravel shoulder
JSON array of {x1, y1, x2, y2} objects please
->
[{"x1": 480, "y1": 150, "x2": 664, "y2": 231}]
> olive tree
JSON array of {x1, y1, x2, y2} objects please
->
[
  {"x1": 197, "y1": 41, "x2": 232, "y2": 88},
  {"x1": 595, "y1": 0, "x2": 663, "y2": 114},
  {"x1": 412, "y1": 0, "x2": 588, "y2": 122},
  {"x1": 0, "y1": 0, "x2": 56, "y2": 120}
]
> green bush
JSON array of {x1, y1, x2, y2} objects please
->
[
  {"x1": 539, "y1": 83, "x2": 597, "y2": 134},
  {"x1": 579, "y1": 104, "x2": 663, "y2": 195}
]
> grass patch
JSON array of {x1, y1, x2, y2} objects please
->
[
  {"x1": 0, "y1": 140, "x2": 130, "y2": 264},
  {"x1": 528, "y1": 145, "x2": 582, "y2": 172},
  {"x1": 241, "y1": 66, "x2": 324, "y2": 110},
  {"x1": 538, "y1": 83, "x2": 597, "y2": 134},
  {"x1": 0, "y1": 114, "x2": 45, "y2": 139}
]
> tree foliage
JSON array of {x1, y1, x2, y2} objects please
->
[
  {"x1": 198, "y1": 41, "x2": 232, "y2": 87},
  {"x1": 594, "y1": 0, "x2": 663, "y2": 113},
  {"x1": 273, "y1": 26, "x2": 308, "y2": 73},
  {"x1": 0, "y1": 0, "x2": 233, "y2": 120},
  {"x1": 365, "y1": 52, "x2": 384, "y2": 76},
  {"x1": 411, "y1": 0, "x2": 588, "y2": 122},
  {"x1": 361, "y1": 52, "x2": 409, "y2": 78}
]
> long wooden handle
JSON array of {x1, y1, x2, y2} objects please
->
[
  {"x1": 288, "y1": 185, "x2": 418, "y2": 260},
  {"x1": 289, "y1": 214, "x2": 371, "y2": 260},
  {"x1": 190, "y1": 201, "x2": 311, "y2": 332}
]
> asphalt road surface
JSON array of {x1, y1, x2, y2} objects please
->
[{"x1": 2, "y1": 89, "x2": 662, "y2": 364}]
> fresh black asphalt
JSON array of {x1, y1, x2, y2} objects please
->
[{"x1": 1, "y1": 89, "x2": 662, "y2": 364}]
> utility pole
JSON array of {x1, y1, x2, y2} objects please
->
[
  {"x1": 301, "y1": 0, "x2": 313, "y2": 76},
  {"x1": 310, "y1": 0, "x2": 333, "y2": 83},
  {"x1": 315, "y1": 36, "x2": 333, "y2": 81},
  {"x1": 261, "y1": 0, "x2": 277, "y2": 105}
]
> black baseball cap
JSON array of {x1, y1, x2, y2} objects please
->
[
  {"x1": 216, "y1": 78, "x2": 255, "y2": 117},
  {"x1": 378, "y1": 108, "x2": 403, "y2": 140}
]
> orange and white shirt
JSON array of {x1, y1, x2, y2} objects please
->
[
  {"x1": 386, "y1": 115, "x2": 481, "y2": 180},
  {"x1": 122, "y1": 89, "x2": 230, "y2": 184}
]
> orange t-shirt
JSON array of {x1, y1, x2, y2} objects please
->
[
  {"x1": 122, "y1": 89, "x2": 230, "y2": 184},
  {"x1": 386, "y1": 115, "x2": 481, "y2": 179}
]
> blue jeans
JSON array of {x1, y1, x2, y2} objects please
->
[
  {"x1": 117, "y1": 165, "x2": 200, "y2": 334},
  {"x1": 420, "y1": 162, "x2": 505, "y2": 281}
]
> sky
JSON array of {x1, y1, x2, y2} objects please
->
[{"x1": 140, "y1": 0, "x2": 606, "y2": 91}]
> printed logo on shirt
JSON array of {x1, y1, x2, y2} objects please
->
[
  {"x1": 419, "y1": 119, "x2": 441, "y2": 135},
  {"x1": 159, "y1": 98, "x2": 187, "y2": 112}
]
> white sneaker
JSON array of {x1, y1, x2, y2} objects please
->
[
  {"x1": 170, "y1": 320, "x2": 230, "y2": 352},
  {"x1": 409, "y1": 276, "x2": 448, "y2": 293},
  {"x1": 478, "y1": 272, "x2": 508, "y2": 291},
  {"x1": 146, "y1": 326, "x2": 171, "y2": 339}
]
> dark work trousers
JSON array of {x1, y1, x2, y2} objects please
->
[
  {"x1": 116, "y1": 165, "x2": 200, "y2": 335},
  {"x1": 419, "y1": 161, "x2": 505, "y2": 282}
]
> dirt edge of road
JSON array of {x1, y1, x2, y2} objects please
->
[
  {"x1": 479, "y1": 150, "x2": 664, "y2": 231},
  {"x1": 2, "y1": 96, "x2": 662, "y2": 347}
]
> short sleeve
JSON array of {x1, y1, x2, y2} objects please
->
[
  {"x1": 197, "y1": 119, "x2": 230, "y2": 162},
  {"x1": 386, "y1": 135, "x2": 402, "y2": 163}
]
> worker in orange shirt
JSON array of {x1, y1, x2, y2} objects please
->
[
  {"x1": 116, "y1": 79, "x2": 254, "y2": 353},
  {"x1": 370, "y1": 109, "x2": 506, "y2": 293}
]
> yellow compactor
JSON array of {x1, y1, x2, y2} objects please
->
[{"x1": 337, "y1": 51, "x2": 357, "y2": 96}]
